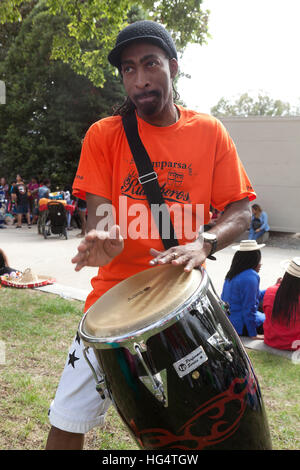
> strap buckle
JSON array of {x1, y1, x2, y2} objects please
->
[{"x1": 138, "y1": 171, "x2": 158, "y2": 185}]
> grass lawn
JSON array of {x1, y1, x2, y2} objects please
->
[{"x1": 0, "y1": 287, "x2": 299, "y2": 450}]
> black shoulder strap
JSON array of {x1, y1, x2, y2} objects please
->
[{"x1": 122, "y1": 113, "x2": 178, "y2": 250}]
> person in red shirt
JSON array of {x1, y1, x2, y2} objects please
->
[{"x1": 263, "y1": 257, "x2": 300, "y2": 350}]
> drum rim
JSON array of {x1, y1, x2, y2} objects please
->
[{"x1": 78, "y1": 267, "x2": 210, "y2": 350}]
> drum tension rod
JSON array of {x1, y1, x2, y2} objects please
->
[
  {"x1": 191, "y1": 307, "x2": 233, "y2": 360},
  {"x1": 83, "y1": 347, "x2": 108, "y2": 400},
  {"x1": 134, "y1": 343, "x2": 167, "y2": 406}
]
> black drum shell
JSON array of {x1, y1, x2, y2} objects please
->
[{"x1": 92, "y1": 289, "x2": 272, "y2": 451}]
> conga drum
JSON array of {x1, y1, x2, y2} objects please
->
[{"x1": 78, "y1": 265, "x2": 272, "y2": 450}]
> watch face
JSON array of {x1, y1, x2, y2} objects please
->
[{"x1": 204, "y1": 232, "x2": 217, "y2": 241}]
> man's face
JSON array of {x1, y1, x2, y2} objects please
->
[{"x1": 120, "y1": 42, "x2": 178, "y2": 121}]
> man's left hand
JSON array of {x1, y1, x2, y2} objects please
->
[{"x1": 149, "y1": 239, "x2": 210, "y2": 272}]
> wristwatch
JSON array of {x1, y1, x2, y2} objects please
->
[{"x1": 203, "y1": 232, "x2": 217, "y2": 260}]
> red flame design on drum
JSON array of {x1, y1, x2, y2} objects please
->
[{"x1": 130, "y1": 374, "x2": 257, "y2": 450}]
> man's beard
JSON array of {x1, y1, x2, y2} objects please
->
[{"x1": 132, "y1": 90, "x2": 161, "y2": 116}]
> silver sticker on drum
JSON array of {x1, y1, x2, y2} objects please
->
[{"x1": 173, "y1": 346, "x2": 208, "y2": 378}]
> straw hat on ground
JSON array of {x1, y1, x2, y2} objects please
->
[
  {"x1": 0, "y1": 268, "x2": 55, "y2": 288},
  {"x1": 232, "y1": 240, "x2": 266, "y2": 251}
]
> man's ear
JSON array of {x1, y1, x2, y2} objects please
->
[{"x1": 169, "y1": 58, "x2": 178, "y2": 80}]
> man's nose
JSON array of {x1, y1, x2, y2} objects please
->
[{"x1": 135, "y1": 68, "x2": 150, "y2": 89}]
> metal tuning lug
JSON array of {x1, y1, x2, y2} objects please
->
[
  {"x1": 207, "y1": 325, "x2": 233, "y2": 362},
  {"x1": 134, "y1": 343, "x2": 168, "y2": 407},
  {"x1": 83, "y1": 347, "x2": 109, "y2": 400}
]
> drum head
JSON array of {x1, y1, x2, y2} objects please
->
[{"x1": 83, "y1": 265, "x2": 202, "y2": 340}]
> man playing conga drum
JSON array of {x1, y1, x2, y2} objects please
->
[{"x1": 46, "y1": 20, "x2": 256, "y2": 450}]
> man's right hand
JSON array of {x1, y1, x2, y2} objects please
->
[{"x1": 71, "y1": 225, "x2": 124, "y2": 271}]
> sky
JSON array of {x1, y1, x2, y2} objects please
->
[{"x1": 178, "y1": 0, "x2": 300, "y2": 114}]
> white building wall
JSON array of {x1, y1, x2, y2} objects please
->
[{"x1": 220, "y1": 117, "x2": 300, "y2": 233}]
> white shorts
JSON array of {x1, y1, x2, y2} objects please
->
[{"x1": 48, "y1": 333, "x2": 112, "y2": 434}]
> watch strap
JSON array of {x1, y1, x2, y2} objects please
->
[{"x1": 204, "y1": 236, "x2": 217, "y2": 261}]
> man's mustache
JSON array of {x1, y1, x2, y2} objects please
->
[{"x1": 133, "y1": 90, "x2": 160, "y2": 101}]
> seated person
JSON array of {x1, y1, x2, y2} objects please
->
[
  {"x1": 249, "y1": 204, "x2": 269, "y2": 241},
  {"x1": 0, "y1": 248, "x2": 17, "y2": 276},
  {"x1": 221, "y1": 240, "x2": 266, "y2": 339},
  {"x1": 263, "y1": 258, "x2": 300, "y2": 350}
]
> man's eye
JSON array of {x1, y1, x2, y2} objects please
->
[
  {"x1": 147, "y1": 60, "x2": 157, "y2": 67},
  {"x1": 123, "y1": 66, "x2": 133, "y2": 74}
]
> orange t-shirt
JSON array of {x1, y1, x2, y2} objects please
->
[{"x1": 73, "y1": 106, "x2": 256, "y2": 311}]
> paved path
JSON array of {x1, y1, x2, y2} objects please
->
[
  {"x1": 1, "y1": 225, "x2": 299, "y2": 302},
  {"x1": 0, "y1": 226, "x2": 97, "y2": 300}
]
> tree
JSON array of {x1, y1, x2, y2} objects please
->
[
  {"x1": 0, "y1": 0, "x2": 210, "y2": 87},
  {"x1": 0, "y1": 1, "x2": 38, "y2": 62},
  {"x1": 0, "y1": 1, "x2": 210, "y2": 185},
  {"x1": 211, "y1": 92, "x2": 295, "y2": 117},
  {"x1": 0, "y1": 7, "x2": 125, "y2": 186}
]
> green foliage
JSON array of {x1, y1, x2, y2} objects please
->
[
  {"x1": 0, "y1": 7, "x2": 125, "y2": 186},
  {"x1": 211, "y1": 92, "x2": 296, "y2": 117},
  {"x1": 0, "y1": 1, "x2": 38, "y2": 61},
  {"x1": 0, "y1": 0, "x2": 210, "y2": 87},
  {"x1": 45, "y1": 0, "x2": 131, "y2": 87},
  {"x1": 0, "y1": 0, "x2": 210, "y2": 185},
  {"x1": 0, "y1": 0, "x2": 23, "y2": 23},
  {"x1": 143, "y1": 0, "x2": 210, "y2": 49}
]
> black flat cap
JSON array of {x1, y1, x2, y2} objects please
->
[{"x1": 108, "y1": 20, "x2": 178, "y2": 70}]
